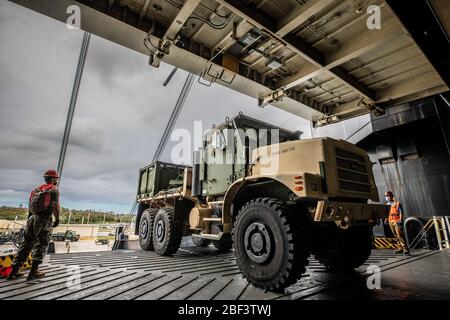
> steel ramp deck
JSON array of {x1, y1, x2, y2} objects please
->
[{"x1": 1, "y1": 247, "x2": 448, "y2": 300}]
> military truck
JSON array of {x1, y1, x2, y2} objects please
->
[
  {"x1": 0, "y1": 232, "x2": 12, "y2": 245},
  {"x1": 51, "y1": 230, "x2": 80, "y2": 242},
  {"x1": 135, "y1": 114, "x2": 388, "y2": 291},
  {"x1": 95, "y1": 237, "x2": 110, "y2": 245}
]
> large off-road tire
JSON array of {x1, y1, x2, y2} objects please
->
[
  {"x1": 192, "y1": 236, "x2": 211, "y2": 248},
  {"x1": 139, "y1": 208, "x2": 157, "y2": 251},
  {"x1": 152, "y1": 208, "x2": 182, "y2": 256},
  {"x1": 232, "y1": 198, "x2": 309, "y2": 291},
  {"x1": 314, "y1": 225, "x2": 373, "y2": 271},
  {"x1": 212, "y1": 234, "x2": 232, "y2": 251}
]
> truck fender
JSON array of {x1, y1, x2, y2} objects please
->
[
  {"x1": 222, "y1": 179, "x2": 248, "y2": 225},
  {"x1": 222, "y1": 175, "x2": 295, "y2": 223}
]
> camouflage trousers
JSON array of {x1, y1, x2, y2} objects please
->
[{"x1": 13, "y1": 214, "x2": 52, "y2": 266}]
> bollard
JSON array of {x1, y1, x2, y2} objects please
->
[
  {"x1": 47, "y1": 241, "x2": 56, "y2": 254},
  {"x1": 112, "y1": 226, "x2": 129, "y2": 250}
]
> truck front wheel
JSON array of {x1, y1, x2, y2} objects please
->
[
  {"x1": 139, "y1": 208, "x2": 157, "y2": 251},
  {"x1": 232, "y1": 198, "x2": 309, "y2": 291},
  {"x1": 152, "y1": 208, "x2": 182, "y2": 256}
]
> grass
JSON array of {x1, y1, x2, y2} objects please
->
[{"x1": 0, "y1": 206, "x2": 134, "y2": 224}]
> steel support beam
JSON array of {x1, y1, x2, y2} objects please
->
[
  {"x1": 376, "y1": 72, "x2": 445, "y2": 103},
  {"x1": 138, "y1": 0, "x2": 151, "y2": 27},
  {"x1": 211, "y1": 20, "x2": 245, "y2": 53},
  {"x1": 148, "y1": 0, "x2": 201, "y2": 67},
  {"x1": 216, "y1": 0, "x2": 376, "y2": 103},
  {"x1": 325, "y1": 18, "x2": 403, "y2": 69},
  {"x1": 278, "y1": 18, "x2": 403, "y2": 92},
  {"x1": 387, "y1": 0, "x2": 450, "y2": 87},
  {"x1": 313, "y1": 98, "x2": 377, "y2": 127},
  {"x1": 320, "y1": 76, "x2": 448, "y2": 125},
  {"x1": 57, "y1": 32, "x2": 91, "y2": 180},
  {"x1": 330, "y1": 67, "x2": 375, "y2": 100},
  {"x1": 379, "y1": 84, "x2": 449, "y2": 108},
  {"x1": 153, "y1": 73, "x2": 196, "y2": 162},
  {"x1": 164, "y1": 0, "x2": 201, "y2": 41},
  {"x1": 191, "y1": 4, "x2": 224, "y2": 41},
  {"x1": 276, "y1": 0, "x2": 333, "y2": 37}
]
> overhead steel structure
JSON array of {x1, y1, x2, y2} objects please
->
[{"x1": 10, "y1": 0, "x2": 449, "y2": 126}]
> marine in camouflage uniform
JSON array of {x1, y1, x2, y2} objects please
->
[{"x1": 7, "y1": 170, "x2": 61, "y2": 281}]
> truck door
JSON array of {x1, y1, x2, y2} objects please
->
[{"x1": 203, "y1": 129, "x2": 235, "y2": 195}]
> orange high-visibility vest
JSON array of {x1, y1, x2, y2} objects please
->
[{"x1": 388, "y1": 201, "x2": 402, "y2": 223}]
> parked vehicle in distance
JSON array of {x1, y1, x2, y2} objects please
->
[
  {"x1": 95, "y1": 237, "x2": 110, "y2": 245},
  {"x1": 51, "y1": 230, "x2": 80, "y2": 242}
]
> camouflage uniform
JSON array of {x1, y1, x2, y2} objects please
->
[
  {"x1": 13, "y1": 215, "x2": 53, "y2": 266},
  {"x1": 11, "y1": 188, "x2": 59, "y2": 268}
]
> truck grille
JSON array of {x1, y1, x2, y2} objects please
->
[{"x1": 335, "y1": 148, "x2": 371, "y2": 193}]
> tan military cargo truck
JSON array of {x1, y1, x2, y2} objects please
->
[{"x1": 135, "y1": 114, "x2": 388, "y2": 291}]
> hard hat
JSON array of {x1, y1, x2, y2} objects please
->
[
  {"x1": 385, "y1": 191, "x2": 393, "y2": 197},
  {"x1": 43, "y1": 169, "x2": 60, "y2": 178}
]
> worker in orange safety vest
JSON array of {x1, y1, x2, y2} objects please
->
[{"x1": 384, "y1": 191, "x2": 410, "y2": 254}]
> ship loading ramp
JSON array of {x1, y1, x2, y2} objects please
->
[{"x1": 1, "y1": 241, "x2": 450, "y2": 300}]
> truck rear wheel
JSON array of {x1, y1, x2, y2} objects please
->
[
  {"x1": 153, "y1": 208, "x2": 182, "y2": 256},
  {"x1": 314, "y1": 225, "x2": 372, "y2": 271},
  {"x1": 139, "y1": 208, "x2": 157, "y2": 251},
  {"x1": 212, "y1": 234, "x2": 232, "y2": 251},
  {"x1": 192, "y1": 236, "x2": 211, "y2": 248},
  {"x1": 232, "y1": 198, "x2": 309, "y2": 291}
]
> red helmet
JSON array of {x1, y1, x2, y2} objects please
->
[{"x1": 43, "y1": 169, "x2": 60, "y2": 178}]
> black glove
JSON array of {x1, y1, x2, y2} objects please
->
[{"x1": 52, "y1": 219, "x2": 60, "y2": 228}]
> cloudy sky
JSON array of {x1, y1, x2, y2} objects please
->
[{"x1": 0, "y1": 0, "x2": 368, "y2": 213}]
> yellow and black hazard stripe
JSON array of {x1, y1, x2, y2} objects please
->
[
  {"x1": 373, "y1": 237, "x2": 402, "y2": 249},
  {"x1": 0, "y1": 254, "x2": 14, "y2": 269},
  {"x1": 0, "y1": 254, "x2": 32, "y2": 270}
]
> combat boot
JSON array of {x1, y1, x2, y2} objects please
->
[
  {"x1": 394, "y1": 248, "x2": 404, "y2": 254},
  {"x1": 26, "y1": 262, "x2": 45, "y2": 281},
  {"x1": 6, "y1": 264, "x2": 25, "y2": 280}
]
